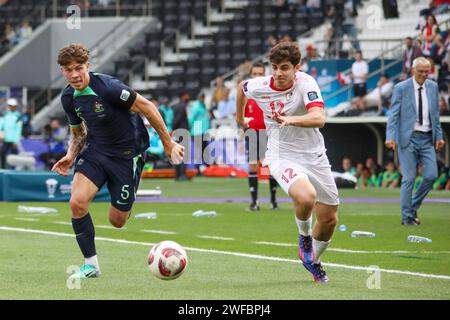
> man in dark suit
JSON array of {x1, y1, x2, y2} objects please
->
[
  {"x1": 401, "y1": 37, "x2": 423, "y2": 80},
  {"x1": 385, "y1": 57, "x2": 446, "y2": 226},
  {"x1": 172, "y1": 91, "x2": 191, "y2": 181}
]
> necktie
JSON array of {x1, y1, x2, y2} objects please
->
[{"x1": 418, "y1": 87, "x2": 423, "y2": 126}]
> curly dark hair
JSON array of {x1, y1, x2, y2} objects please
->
[
  {"x1": 269, "y1": 41, "x2": 301, "y2": 66},
  {"x1": 57, "y1": 43, "x2": 89, "y2": 66}
]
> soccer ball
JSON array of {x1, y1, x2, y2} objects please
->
[{"x1": 148, "y1": 240, "x2": 188, "y2": 280}]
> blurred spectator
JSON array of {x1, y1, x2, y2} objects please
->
[
  {"x1": 431, "y1": 27, "x2": 448, "y2": 63},
  {"x1": 357, "y1": 166, "x2": 379, "y2": 188},
  {"x1": 172, "y1": 91, "x2": 190, "y2": 181},
  {"x1": 217, "y1": 87, "x2": 235, "y2": 119},
  {"x1": 3, "y1": 23, "x2": 17, "y2": 49},
  {"x1": 39, "y1": 118, "x2": 68, "y2": 170},
  {"x1": 381, "y1": 161, "x2": 400, "y2": 188},
  {"x1": 188, "y1": 92, "x2": 211, "y2": 171},
  {"x1": 439, "y1": 96, "x2": 450, "y2": 115},
  {"x1": 339, "y1": 0, "x2": 360, "y2": 52},
  {"x1": 433, "y1": 162, "x2": 449, "y2": 190},
  {"x1": 426, "y1": 56, "x2": 439, "y2": 81},
  {"x1": 304, "y1": 0, "x2": 321, "y2": 14},
  {"x1": 0, "y1": 98, "x2": 22, "y2": 169},
  {"x1": 382, "y1": 0, "x2": 399, "y2": 19},
  {"x1": 421, "y1": 14, "x2": 440, "y2": 57},
  {"x1": 265, "y1": 34, "x2": 279, "y2": 51},
  {"x1": 210, "y1": 76, "x2": 226, "y2": 115},
  {"x1": 432, "y1": 0, "x2": 450, "y2": 15},
  {"x1": 158, "y1": 97, "x2": 173, "y2": 133},
  {"x1": 342, "y1": 157, "x2": 356, "y2": 176},
  {"x1": 366, "y1": 157, "x2": 381, "y2": 176},
  {"x1": 16, "y1": 20, "x2": 33, "y2": 44},
  {"x1": 351, "y1": 50, "x2": 369, "y2": 105},
  {"x1": 143, "y1": 116, "x2": 165, "y2": 171},
  {"x1": 401, "y1": 37, "x2": 423, "y2": 80},
  {"x1": 354, "y1": 73, "x2": 394, "y2": 114},
  {"x1": 21, "y1": 106, "x2": 33, "y2": 138}
]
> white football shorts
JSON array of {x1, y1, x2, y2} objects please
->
[{"x1": 266, "y1": 151, "x2": 339, "y2": 206}]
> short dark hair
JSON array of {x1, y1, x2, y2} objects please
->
[
  {"x1": 251, "y1": 62, "x2": 265, "y2": 70},
  {"x1": 269, "y1": 42, "x2": 301, "y2": 66},
  {"x1": 57, "y1": 43, "x2": 89, "y2": 66}
]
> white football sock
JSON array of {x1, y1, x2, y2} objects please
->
[
  {"x1": 85, "y1": 255, "x2": 100, "y2": 272},
  {"x1": 313, "y1": 239, "x2": 330, "y2": 264},
  {"x1": 295, "y1": 216, "x2": 312, "y2": 236}
]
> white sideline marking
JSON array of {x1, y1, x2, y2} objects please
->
[
  {"x1": 197, "y1": 235, "x2": 235, "y2": 241},
  {"x1": 253, "y1": 241, "x2": 450, "y2": 254},
  {"x1": 141, "y1": 229, "x2": 177, "y2": 235},
  {"x1": 14, "y1": 218, "x2": 39, "y2": 222},
  {"x1": 96, "y1": 225, "x2": 126, "y2": 230},
  {"x1": 1, "y1": 226, "x2": 450, "y2": 281},
  {"x1": 54, "y1": 221, "x2": 72, "y2": 225}
]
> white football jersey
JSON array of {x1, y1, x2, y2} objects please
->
[{"x1": 242, "y1": 71, "x2": 326, "y2": 162}]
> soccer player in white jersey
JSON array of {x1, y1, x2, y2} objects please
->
[{"x1": 236, "y1": 42, "x2": 339, "y2": 283}]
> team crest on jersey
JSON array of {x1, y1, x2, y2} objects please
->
[
  {"x1": 307, "y1": 91, "x2": 319, "y2": 101},
  {"x1": 120, "y1": 89, "x2": 130, "y2": 101},
  {"x1": 94, "y1": 101, "x2": 104, "y2": 113},
  {"x1": 286, "y1": 92, "x2": 293, "y2": 101}
]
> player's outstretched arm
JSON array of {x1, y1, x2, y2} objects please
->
[
  {"x1": 235, "y1": 82, "x2": 253, "y2": 129},
  {"x1": 52, "y1": 124, "x2": 87, "y2": 176},
  {"x1": 131, "y1": 93, "x2": 184, "y2": 164},
  {"x1": 270, "y1": 107, "x2": 325, "y2": 128}
]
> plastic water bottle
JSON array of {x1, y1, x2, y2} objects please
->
[
  {"x1": 351, "y1": 230, "x2": 376, "y2": 238},
  {"x1": 192, "y1": 210, "x2": 217, "y2": 217},
  {"x1": 134, "y1": 212, "x2": 157, "y2": 219},
  {"x1": 407, "y1": 235, "x2": 432, "y2": 243},
  {"x1": 339, "y1": 225, "x2": 347, "y2": 232}
]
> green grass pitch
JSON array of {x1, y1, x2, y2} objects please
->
[{"x1": 0, "y1": 177, "x2": 449, "y2": 299}]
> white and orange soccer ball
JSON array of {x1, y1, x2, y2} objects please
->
[{"x1": 148, "y1": 240, "x2": 188, "y2": 280}]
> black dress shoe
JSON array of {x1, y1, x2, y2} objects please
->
[
  {"x1": 412, "y1": 210, "x2": 421, "y2": 225},
  {"x1": 401, "y1": 219, "x2": 419, "y2": 226}
]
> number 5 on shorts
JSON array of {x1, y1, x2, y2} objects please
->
[{"x1": 121, "y1": 184, "x2": 130, "y2": 200}]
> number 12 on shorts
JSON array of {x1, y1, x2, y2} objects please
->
[{"x1": 282, "y1": 168, "x2": 297, "y2": 184}]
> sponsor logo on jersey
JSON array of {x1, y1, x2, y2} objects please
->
[
  {"x1": 261, "y1": 95, "x2": 271, "y2": 99},
  {"x1": 286, "y1": 92, "x2": 293, "y2": 101},
  {"x1": 307, "y1": 91, "x2": 319, "y2": 101},
  {"x1": 120, "y1": 89, "x2": 131, "y2": 101}
]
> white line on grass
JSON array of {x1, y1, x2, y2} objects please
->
[
  {"x1": 141, "y1": 229, "x2": 177, "y2": 235},
  {"x1": 1, "y1": 226, "x2": 450, "y2": 281},
  {"x1": 197, "y1": 235, "x2": 235, "y2": 241},
  {"x1": 253, "y1": 241, "x2": 450, "y2": 254},
  {"x1": 54, "y1": 221, "x2": 72, "y2": 225},
  {"x1": 14, "y1": 218, "x2": 40, "y2": 222}
]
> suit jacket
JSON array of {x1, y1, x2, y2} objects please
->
[
  {"x1": 386, "y1": 78, "x2": 443, "y2": 148},
  {"x1": 402, "y1": 46, "x2": 422, "y2": 74}
]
